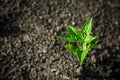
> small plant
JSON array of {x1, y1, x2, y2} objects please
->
[{"x1": 57, "y1": 18, "x2": 99, "y2": 66}]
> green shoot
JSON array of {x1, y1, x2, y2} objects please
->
[{"x1": 57, "y1": 18, "x2": 99, "y2": 66}]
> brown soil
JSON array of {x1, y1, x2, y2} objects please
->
[{"x1": 0, "y1": 0, "x2": 120, "y2": 80}]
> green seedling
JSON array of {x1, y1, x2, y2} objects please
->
[{"x1": 57, "y1": 18, "x2": 99, "y2": 66}]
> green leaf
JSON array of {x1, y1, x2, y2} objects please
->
[
  {"x1": 85, "y1": 37, "x2": 99, "y2": 49},
  {"x1": 67, "y1": 25, "x2": 82, "y2": 41},
  {"x1": 76, "y1": 50, "x2": 82, "y2": 65},
  {"x1": 75, "y1": 49, "x2": 89, "y2": 65},
  {"x1": 80, "y1": 31, "x2": 87, "y2": 40},
  {"x1": 65, "y1": 44, "x2": 79, "y2": 55},
  {"x1": 84, "y1": 35, "x2": 95, "y2": 43},
  {"x1": 80, "y1": 49, "x2": 89, "y2": 65},
  {"x1": 82, "y1": 18, "x2": 92, "y2": 35},
  {"x1": 76, "y1": 30, "x2": 87, "y2": 42},
  {"x1": 89, "y1": 37, "x2": 99, "y2": 49},
  {"x1": 57, "y1": 35, "x2": 77, "y2": 42}
]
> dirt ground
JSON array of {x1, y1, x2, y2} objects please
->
[{"x1": 0, "y1": 0, "x2": 120, "y2": 80}]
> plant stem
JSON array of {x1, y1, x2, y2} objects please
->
[
  {"x1": 79, "y1": 64, "x2": 83, "y2": 73},
  {"x1": 77, "y1": 42, "x2": 82, "y2": 50}
]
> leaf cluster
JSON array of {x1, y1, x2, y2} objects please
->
[{"x1": 58, "y1": 18, "x2": 99, "y2": 65}]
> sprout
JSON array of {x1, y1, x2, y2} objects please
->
[{"x1": 57, "y1": 18, "x2": 99, "y2": 66}]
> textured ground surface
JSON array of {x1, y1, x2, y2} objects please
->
[{"x1": 0, "y1": 0, "x2": 120, "y2": 80}]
